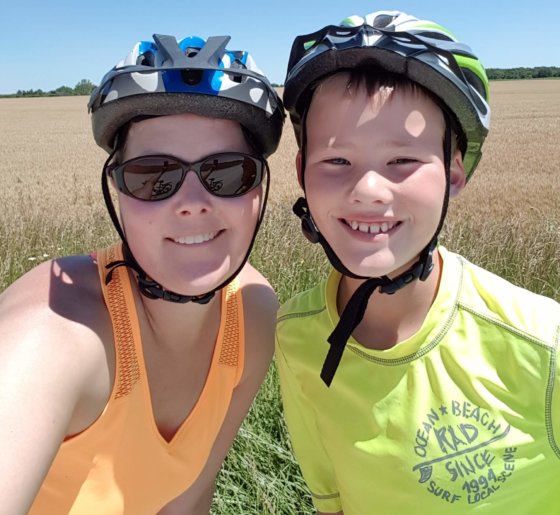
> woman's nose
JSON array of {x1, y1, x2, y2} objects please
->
[{"x1": 172, "y1": 169, "x2": 213, "y2": 215}]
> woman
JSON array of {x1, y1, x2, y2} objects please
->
[{"x1": 0, "y1": 33, "x2": 284, "y2": 514}]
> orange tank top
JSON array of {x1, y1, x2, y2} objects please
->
[{"x1": 30, "y1": 244, "x2": 245, "y2": 514}]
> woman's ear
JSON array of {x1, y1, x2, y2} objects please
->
[
  {"x1": 449, "y1": 149, "x2": 466, "y2": 198},
  {"x1": 296, "y1": 151, "x2": 304, "y2": 189}
]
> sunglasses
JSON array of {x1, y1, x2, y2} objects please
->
[{"x1": 106, "y1": 152, "x2": 266, "y2": 201}]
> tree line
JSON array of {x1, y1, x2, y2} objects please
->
[
  {"x1": 486, "y1": 66, "x2": 560, "y2": 80},
  {"x1": 0, "y1": 79, "x2": 96, "y2": 98},
  {"x1": 1, "y1": 67, "x2": 559, "y2": 98}
]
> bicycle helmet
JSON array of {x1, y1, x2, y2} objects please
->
[
  {"x1": 89, "y1": 34, "x2": 283, "y2": 157},
  {"x1": 88, "y1": 34, "x2": 285, "y2": 304},
  {"x1": 285, "y1": 10, "x2": 489, "y2": 178},
  {"x1": 284, "y1": 11, "x2": 491, "y2": 386}
]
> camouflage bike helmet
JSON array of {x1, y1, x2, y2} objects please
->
[
  {"x1": 89, "y1": 33, "x2": 285, "y2": 304},
  {"x1": 283, "y1": 10, "x2": 490, "y2": 385}
]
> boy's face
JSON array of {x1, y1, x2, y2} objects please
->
[{"x1": 300, "y1": 73, "x2": 465, "y2": 278}]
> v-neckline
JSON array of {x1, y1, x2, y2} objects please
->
[{"x1": 131, "y1": 288, "x2": 226, "y2": 447}]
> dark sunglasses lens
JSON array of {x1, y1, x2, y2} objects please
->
[
  {"x1": 199, "y1": 154, "x2": 263, "y2": 197},
  {"x1": 121, "y1": 157, "x2": 183, "y2": 200}
]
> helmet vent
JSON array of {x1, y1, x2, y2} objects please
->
[
  {"x1": 181, "y1": 68, "x2": 203, "y2": 85},
  {"x1": 185, "y1": 47, "x2": 200, "y2": 58},
  {"x1": 137, "y1": 51, "x2": 155, "y2": 67},
  {"x1": 372, "y1": 14, "x2": 399, "y2": 28},
  {"x1": 462, "y1": 68, "x2": 488, "y2": 101},
  {"x1": 419, "y1": 31, "x2": 454, "y2": 42},
  {"x1": 230, "y1": 58, "x2": 248, "y2": 84},
  {"x1": 181, "y1": 47, "x2": 204, "y2": 85}
]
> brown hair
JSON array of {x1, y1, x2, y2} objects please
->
[{"x1": 312, "y1": 65, "x2": 464, "y2": 153}]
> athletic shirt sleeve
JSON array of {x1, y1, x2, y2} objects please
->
[
  {"x1": 275, "y1": 331, "x2": 342, "y2": 513},
  {"x1": 549, "y1": 322, "x2": 560, "y2": 455}
]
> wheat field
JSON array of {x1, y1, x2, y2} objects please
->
[
  {"x1": 0, "y1": 80, "x2": 559, "y2": 513},
  {"x1": 1, "y1": 81, "x2": 559, "y2": 297}
]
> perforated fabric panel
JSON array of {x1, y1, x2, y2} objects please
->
[
  {"x1": 219, "y1": 282, "x2": 240, "y2": 367},
  {"x1": 103, "y1": 245, "x2": 141, "y2": 399}
]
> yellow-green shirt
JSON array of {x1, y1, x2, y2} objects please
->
[{"x1": 276, "y1": 247, "x2": 560, "y2": 514}]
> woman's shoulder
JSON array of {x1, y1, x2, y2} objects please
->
[
  {"x1": 235, "y1": 263, "x2": 278, "y2": 378},
  {"x1": 236, "y1": 262, "x2": 278, "y2": 323},
  {"x1": 0, "y1": 254, "x2": 113, "y2": 386},
  {"x1": 0, "y1": 254, "x2": 115, "y2": 446},
  {"x1": 1, "y1": 254, "x2": 103, "y2": 320}
]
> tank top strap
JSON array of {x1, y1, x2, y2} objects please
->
[
  {"x1": 96, "y1": 243, "x2": 142, "y2": 398},
  {"x1": 219, "y1": 278, "x2": 245, "y2": 386}
]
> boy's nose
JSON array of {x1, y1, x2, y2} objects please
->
[
  {"x1": 173, "y1": 169, "x2": 213, "y2": 215},
  {"x1": 350, "y1": 170, "x2": 393, "y2": 204}
]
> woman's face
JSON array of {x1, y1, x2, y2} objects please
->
[{"x1": 117, "y1": 112, "x2": 262, "y2": 296}]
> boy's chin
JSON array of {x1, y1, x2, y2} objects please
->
[{"x1": 339, "y1": 253, "x2": 422, "y2": 280}]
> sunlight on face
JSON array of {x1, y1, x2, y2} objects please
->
[
  {"x1": 304, "y1": 72, "x2": 448, "y2": 278},
  {"x1": 405, "y1": 110, "x2": 428, "y2": 138}
]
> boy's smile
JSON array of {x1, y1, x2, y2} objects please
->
[
  {"x1": 301, "y1": 72, "x2": 464, "y2": 279},
  {"x1": 340, "y1": 217, "x2": 401, "y2": 241}
]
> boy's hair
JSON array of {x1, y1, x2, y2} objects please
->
[{"x1": 310, "y1": 65, "x2": 464, "y2": 155}]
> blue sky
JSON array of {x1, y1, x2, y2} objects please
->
[{"x1": 1, "y1": 0, "x2": 559, "y2": 94}]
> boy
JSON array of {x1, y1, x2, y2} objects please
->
[{"x1": 276, "y1": 10, "x2": 560, "y2": 515}]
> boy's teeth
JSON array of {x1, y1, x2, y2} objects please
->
[
  {"x1": 174, "y1": 231, "x2": 218, "y2": 245},
  {"x1": 347, "y1": 220, "x2": 395, "y2": 234}
]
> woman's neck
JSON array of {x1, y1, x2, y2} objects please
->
[{"x1": 131, "y1": 274, "x2": 222, "y2": 353}]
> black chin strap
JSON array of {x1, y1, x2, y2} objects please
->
[
  {"x1": 320, "y1": 243, "x2": 435, "y2": 385},
  {"x1": 293, "y1": 197, "x2": 364, "y2": 279},
  {"x1": 104, "y1": 245, "x2": 215, "y2": 304},
  {"x1": 101, "y1": 150, "x2": 270, "y2": 305},
  {"x1": 295, "y1": 111, "x2": 453, "y2": 386}
]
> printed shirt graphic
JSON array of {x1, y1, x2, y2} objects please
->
[{"x1": 276, "y1": 247, "x2": 560, "y2": 514}]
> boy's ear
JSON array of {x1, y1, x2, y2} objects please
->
[
  {"x1": 449, "y1": 149, "x2": 466, "y2": 198},
  {"x1": 296, "y1": 151, "x2": 304, "y2": 189}
]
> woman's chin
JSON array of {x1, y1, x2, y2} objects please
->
[{"x1": 157, "y1": 264, "x2": 238, "y2": 297}]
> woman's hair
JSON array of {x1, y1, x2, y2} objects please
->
[{"x1": 112, "y1": 117, "x2": 261, "y2": 165}]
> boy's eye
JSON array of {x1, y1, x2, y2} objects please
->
[
  {"x1": 326, "y1": 157, "x2": 350, "y2": 165},
  {"x1": 390, "y1": 158, "x2": 417, "y2": 165}
]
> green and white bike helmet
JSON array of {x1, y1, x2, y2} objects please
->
[
  {"x1": 283, "y1": 11, "x2": 491, "y2": 386},
  {"x1": 285, "y1": 10, "x2": 490, "y2": 179}
]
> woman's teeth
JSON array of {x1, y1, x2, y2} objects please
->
[{"x1": 174, "y1": 231, "x2": 218, "y2": 245}]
